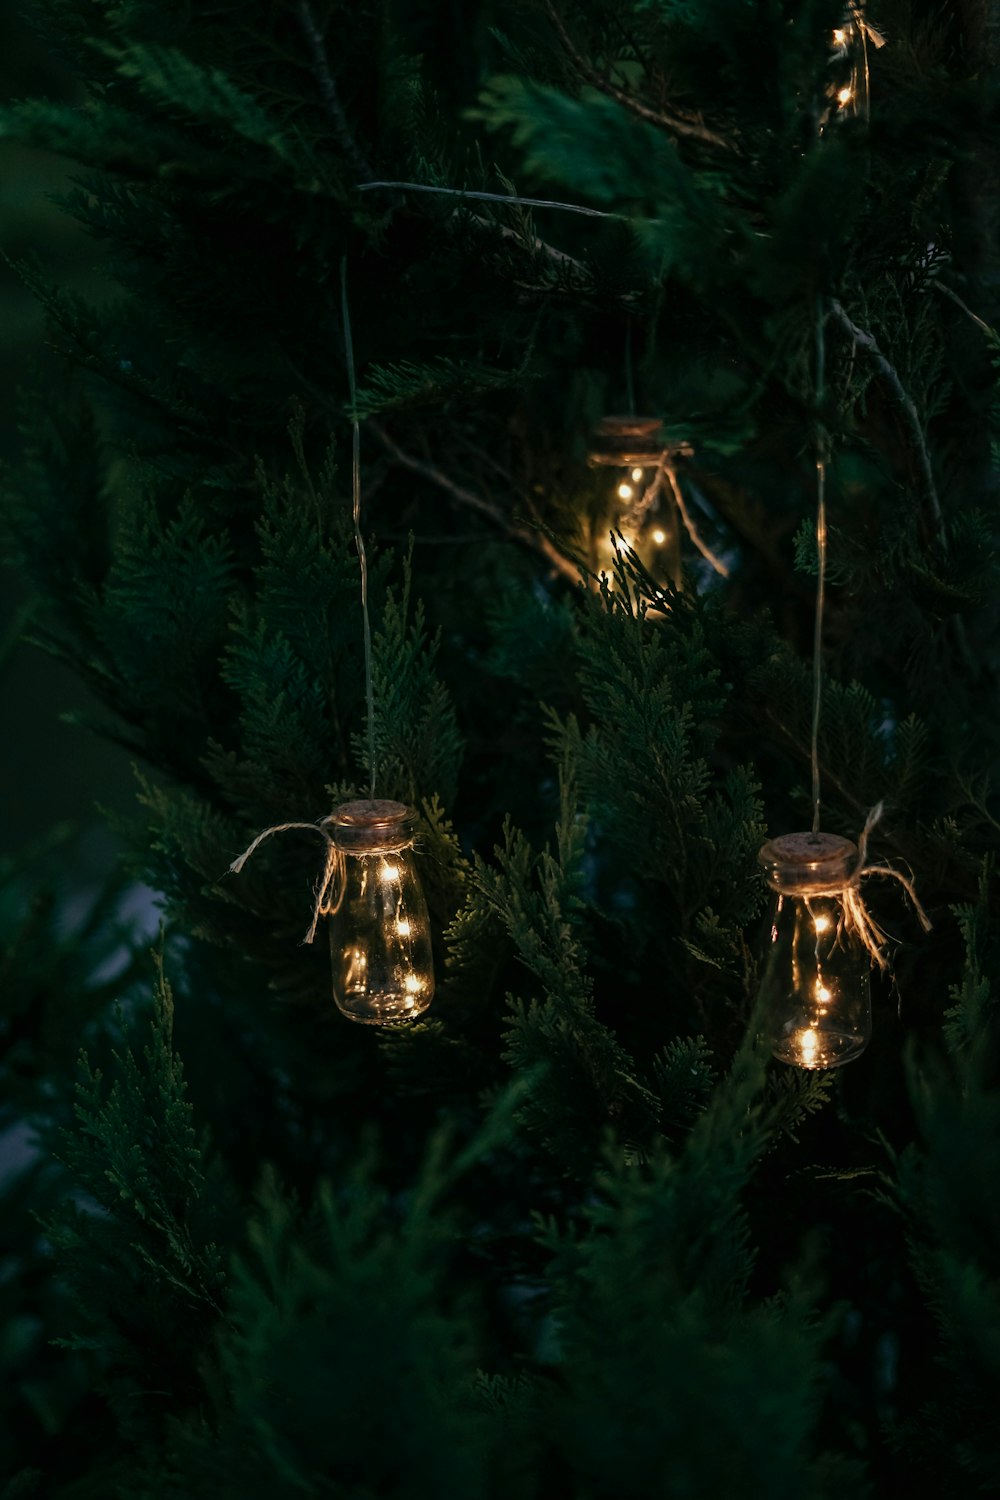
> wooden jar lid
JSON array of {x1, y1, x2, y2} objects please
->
[
  {"x1": 327, "y1": 799, "x2": 415, "y2": 853},
  {"x1": 758, "y1": 831, "x2": 858, "y2": 894}
]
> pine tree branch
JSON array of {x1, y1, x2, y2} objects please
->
[
  {"x1": 460, "y1": 209, "x2": 643, "y2": 307},
  {"x1": 369, "y1": 422, "x2": 583, "y2": 585},
  {"x1": 543, "y1": 0, "x2": 731, "y2": 151},
  {"x1": 465, "y1": 210, "x2": 587, "y2": 275},
  {"x1": 828, "y1": 299, "x2": 945, "y2": 540},
  {"x1": 297, "y1": 0, "x2": 375, "y2": 181}
]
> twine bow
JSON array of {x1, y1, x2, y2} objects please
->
[
  {"x1": 841, "y1": 802, "x2": 932, "y2": 969},
  {"x1": 228, "y1": 817, "x2": 345, "y2": 944},
  {"x1": 656, "y1": 456, "x2": 729, "y2": 577}
]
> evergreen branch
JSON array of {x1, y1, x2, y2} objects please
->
[
  {"x1": 542, "y1": 0, "x2": 731, "y2": 151},
  {"x1": 297, "y1": 0, "x2": 375, "y2": 181},
  {"x1": 353, "y1": 355, "x2": 530, "y2": 417},
  {"x1": 370, "y1": 423, "x2": 583, "y2": 585},
  {"x1": 828, "y1": 299, "x2": 944, "y2": 540},
  {"x1": 465, "y1": 210, "x2": 588, "y2": 275}
]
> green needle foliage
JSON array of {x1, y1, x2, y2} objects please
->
[{"x1": 2, "y1": 0, "x2": 1000, "y2": 1494}]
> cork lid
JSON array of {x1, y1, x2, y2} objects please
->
[
  {"x1": 758, "y1": 831, "x2": 858, "y2": 894},
  {"x1": 588, "y1": 414, "x2": 678, "y2": 468},
  {"x1": 327, "y1": 799, "x2": 416, "y2": 853}
]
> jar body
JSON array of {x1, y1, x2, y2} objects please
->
[
  {"x1": 599, "y1": 462, "x2": 682, "y2": 589},
  {"x1": 329, "y1": 846, "x2": 434, "y2": 1025},
  {"x1": 760, "y1": 891, "x2": 871, "y2": 1068},
  {"x1": 588, "y1": 418, "x2": 682, "y2": 590}
]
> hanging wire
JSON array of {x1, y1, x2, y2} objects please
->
[
  {"x1": 340, "y1": 258, "x2": 377, "y2": 803},
  {"x1": 624, "y1": 318, "x2": 636, "y2": 416},
  {"x1": 811, "y1": 298, "x2": 829, "y2": 835}
]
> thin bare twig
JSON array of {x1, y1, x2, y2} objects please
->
[
  {"x1": 544, "y1": 0, "x2": 731, "y2": 150},
  {"x1": 370, "y1": 423, "x2": 584, "y2": 585},
  {"x1": 934, "y1": 280, "x2": 996, "y2": 339},
  {"x1": 357, "y1": 181, "x2": 613, "y2": 218},
  {"x1": 298, "y1": 1, "x2": 375, "y2": 181},
  {"x1": 829, "y1": 299, "x2": 985, "y2": 679},
  {"x1": 828, "y1": 298, "x2": 945, "y2": 540}
]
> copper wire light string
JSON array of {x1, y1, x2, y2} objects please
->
[
  {"x1": 340, "y1": 259, "x2": 377, "y2": 803},
  {"x1": 811, "y1": 299, "x2": 829, "y2": 836}
]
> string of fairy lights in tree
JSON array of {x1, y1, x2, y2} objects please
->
[
  {"x1": 829, "y1": 3, "x2": 886, "y2": 122},
  {"x1": 229, "y1": 264, "x2": 435, "y2": 1027},
  {"x1": 230, "y1": 3, "x2": 934, "y2": 1059},
  {"x1": 756, "y1": 16, "x2": 931, "y2": 1072}
]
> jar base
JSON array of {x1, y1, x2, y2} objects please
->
[
  {"x1": 771, "y1": 1028, "x2": 869, "y2": 1070},
  {"x1": 334, "y1": 988, "x2": 433, "y2": 1026}
]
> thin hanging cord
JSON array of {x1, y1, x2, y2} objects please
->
[
  {"x1": 624, "y1": 319, "x2": 636, "y2": 416},
  {"x1": 341, "y1": 259, "x2": 377, "y2": 803},
  {"x1": 857, "y1": 8, "x2": 871, "y2": 120},
  {"x1": 811, "y1": 299, "x2": 828, "y2": 835}
]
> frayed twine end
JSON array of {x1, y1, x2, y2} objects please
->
[
  {"x1": 226, "y1": 817, "x2": 345, "y2": 944},
  {"x1": 846, "y1": 802, "x2": 932, "y2": 969}
]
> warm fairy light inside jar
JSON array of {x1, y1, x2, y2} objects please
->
[
  {"x1": 327, "y1": 800, "x2": 435, "y2": 1025},
  {"x1": 587, "y1": 417, "x2": 683, "y2": 593},
  {"x1": 798, "y1": 1028, "x2": 819, "y2": 1066},
  {"x1": 758, "y1": 833, "x2": 871, "y2": 1070}
]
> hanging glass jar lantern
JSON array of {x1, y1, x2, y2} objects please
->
[
  {"x1": 327, "y1": 799, "x2": 434, "y2": 1025},
  {"x1": 757, "y1": 831, "x2": 871, "y2": 1069},
  {"x1": 587, "y1": 416, "x2": 684, "y2": 589}
]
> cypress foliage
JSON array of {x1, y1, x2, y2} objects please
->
[{"x1": 2, "y1": 1, "x2": 1000, "y2": 1494}]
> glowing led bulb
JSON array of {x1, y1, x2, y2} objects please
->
[
  {"x1": 799, "y1": 1028, "x2": 819, "y2": 1066},
  {"x1": 652, "y1": 528, "x2": 667, "y2": 545},
  {"x1": 837, "y1": 86, "x2": 853, "y2": 107},
  {"x1": 617, "y1": 482, "x2": 634, "y2": 500},
  {"x1": 631, "y1": 467, "x2": 644, "y2": 482},
  {"x1": 327, "y1": 800, "x2": 434, "y2": 1025},
  {"x1": 833, "y1": 27, "x2": 846, "y2": 45},
  {"x1": 757, "y1": 833, "x2": 871, "y2": 1070}
]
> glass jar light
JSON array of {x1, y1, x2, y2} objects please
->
[
  {"x1": 327, "y1": 799, "x2": 434, "y2": 1025},
  {"x1": 588, "y1": 415, "x2": 682, "y2": 588},
  {"x1": 757, "y1": 832, "x2": 871, "y2": 1069}
]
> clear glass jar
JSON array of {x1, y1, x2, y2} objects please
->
[
  {"x1": 588, "y1": 416, "x2": 682, "y2": 588},
  {"x1": 327, "y1": 800, "x2": 434, "y2": 1025},
  {"x1": 758, "y1": 832, "x2": 871, "y2": 1069}
]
